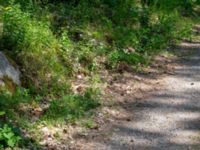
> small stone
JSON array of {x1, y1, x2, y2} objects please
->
[
  {"x1": 0, "y1": 80, "x2": 5, "y2": 87},
  {"x1": 41, "y1": 127, "x2": 51, "y2": 138},
  {"x1": 77, "y1": 74, "x2": 83, "y2": 79},
  {"x1": 126, "y1": 118, "x2": 131, "y2": 122},
  {"x1": 33, "y1": 107, "x2": 43, "y2": 117},
  {"x1": 121, "y1": 92, "x2": 125, "y2": 96},
  {"x1": 76, "y1": 86, "x2": 83, "y2": 93},
  {"x1": 63, "y1": 128, "x2": 68, "y2": 134}
]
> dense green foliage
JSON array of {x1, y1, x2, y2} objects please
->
[
  {"x1": 1, "y1": 0, "x2": 197, "y2": 81},
  {"x1": 0, "y1": 112, "x2": 21, "y2": 148},
  {"x1": 45, "y1": 88, "x2": 100, "y2": 123},
  {"x1": 0, "y1": 124, "x2": 21, "y2": 148},
  {"x1": 0, "y1": 0, "x2": 199, "y2": 148}
]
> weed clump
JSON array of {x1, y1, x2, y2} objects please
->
[
  {"x1": 3, "y1": 4, "x2": 71, "y2": 96},
  {"x1": 44, "y1": 88, "x2": 100, "y2": 123}
]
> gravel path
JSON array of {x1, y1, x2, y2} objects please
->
[
  {"x1": 103, "y1": 44, "x2": 200, "y2": 150},
  {"x1": 72, "y1": 42, "x2": 200, "y2": 150}
]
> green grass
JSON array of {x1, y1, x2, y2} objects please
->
[
  {"x1": 43, "y1": 88, "x2": 100, "y2": 124},
  {"x1": 0, "y1": 87, "x2": 100, "y2": 148}
]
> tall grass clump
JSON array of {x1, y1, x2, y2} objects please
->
[
  {"x1": 2, "y1": 4, "x2": 71, "y2": 96},
  {"x1": 44, "y1": 88, "x2": 100, "y2": 123}
]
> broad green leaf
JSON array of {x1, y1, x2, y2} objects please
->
[
  {"x1": 7, "y1": 138, "x2": 15, "y2": 147},
  {"x1": 0, "y1": 111, "x2": 5, "y2": 116},
  {"x1": 3, "y1": 132, "x2": 14, "y2": 139}
]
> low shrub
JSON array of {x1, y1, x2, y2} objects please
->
[
  {"x1": 107, "y1": 50, "x2": 146, "y2": 69},
  {"x1": 0, "y1": 112, "x2": 21, "y2": 149},
  {"x1": 44, "y1": 88, "x2": 100, "y2": 123},
  {"x1": 0, "y1": 88, "x2": 30, "y2": 109}
]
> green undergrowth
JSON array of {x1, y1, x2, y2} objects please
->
[
  {"x1": 43, "y1": 88, "x2": 100, "y2": 124},
  {"x1": 0, "y1": 0, "x2": 199, "y2": 148},
  {"x1": 1, "y1": 2, "x2": 195, "y2": 93},
  {"x1": 0, "y1": 86, "x2": 100, "y2": 148},
  {"x1": 3, "y1": 4, "x2": 71, "y2": 97},
  {"x1": 0, "y1": 123, "x2": 21, "y2": 148}
]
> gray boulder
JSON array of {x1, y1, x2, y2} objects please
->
[{"x1": 0, "y1": 52, "x2": 20, "y2": 85}]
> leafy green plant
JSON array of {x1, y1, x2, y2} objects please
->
[
  {"x1": 108, "y1": 50, "x2": 146, "y2": 69},
  {"x1": 0, "y1": 124, "x2": 21, "y2": 148},
  {"x1": 0, "y1": 111, "x2": 5, "y2": 116}
]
